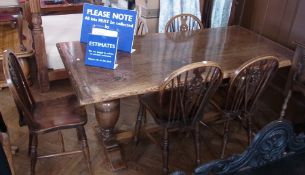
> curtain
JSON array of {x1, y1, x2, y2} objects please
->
[
  {"x1": 210, "y1": 0, "x2": 233, "y2": 28},
  {"x1": 159, "y1": 0, "x2": 201, "y2": 33}
]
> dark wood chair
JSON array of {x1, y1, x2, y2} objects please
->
[
  {"x1": 220, "y1": 56, "x2": 279, "y2": 158},
  {"x1": 280, "y1": 42, "x2": 305, "y2": 119},
  {"x1": 2, "y1": 50, "x2": 92, "y2": 175},
  {"x1": 172, "y1": 120, "x2": 305, "y2": 175},
  {"x1": 165, "y1": 14, "x2": 204, "y2": 33},
  {"x1": 0, "y1": 112, "x2": 15, "y2": 175},
  {"x1": 134, "y1": 61, "x2": 223, "y2": 174},
  {"x1": 136, "y1": 16, "x2": 148, "y2": 36}
]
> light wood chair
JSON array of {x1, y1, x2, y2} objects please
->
[
  {"x1": 134, "y1": 61, "x2": 223, "y2": 174},
  {"x1": 3, "y1": 50, "x2": 92, "y2": 175},
  {"x1": 165, "y1": 14, "x2": 204, "y2": 33}
]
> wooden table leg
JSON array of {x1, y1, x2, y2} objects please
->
[{"x1": 94, "y1": 99, "x2": 127, "y2": 171}]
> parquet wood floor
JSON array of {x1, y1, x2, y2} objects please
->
[{"x1": 0, "y1": 68, "x2": 304, "y2": 175}]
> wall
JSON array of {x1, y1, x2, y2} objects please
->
[{"x1": 236, "y1": 0, "x2": 305, "y2": 49}]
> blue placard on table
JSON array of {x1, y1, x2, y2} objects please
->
[
  {"x1": 81, "y1": 3, "x2": 137, "y2": 53},
  {"x1": 85, "y1": 27, "x2": 119, "y2": 69}
]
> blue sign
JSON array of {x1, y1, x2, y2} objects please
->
[
  {"x1": 84, "y1": 31, "x2": 119, "y2": 70},
  {"x1": 81, "y1": 3, "x2": 137, "y2": 53}
]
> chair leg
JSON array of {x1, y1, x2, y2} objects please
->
[
  {"x1": 162, "y1": 128, "x2": 169, "y2": 175},
  {"x1": 143, "y1": 106, "x2": 147, "y2": 124},
  {"x1": 77, "y1": 126, "x2": 93, "y2": 175},
  {"x1": 194, "y1": 122, "x2": 200, "y2": 166},
  {"x1": 58, "y1": 131, "x2": 65, "y2": 152},
  {"x1": 30, "y1": 133, "x2": 38, "y2": 175},
  {"x1": 221, "y1": 118, "x2": 230, "y2": 159},
  {"x1": 280, "y1": 90, "x2": 291, "y2": 120},
  {"x1": 28, "y1": 132, "x2": 33, "y2": 156},
  {"x1": 134, "y1": 103, "x2": 145, "y2": 144},
  {"x1": 76, "y1": 128, "x2": 82, "y2": 142},
  {"x1": 16, "y1": 105, "x2": 26, "y2": 126},
  {"x1": 247, "y1": 115, "x2": 252, "y2": 145}
]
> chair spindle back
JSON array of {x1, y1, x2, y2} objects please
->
[
  {"x1": 159, "y1": 61, "x2": 223, "y2": 127},
  {"x1": 225, "y1": 56, "x2": 279, "y2": 113},
  {"x1": 136, "y1": 17, "x2": 148, "y2": 36},
  {"x1": 165, "y1": 14, "x2": 204, "y2": 33},
  {"x1": 3, "y1": 50, "x2": 37, "y2": 128}
]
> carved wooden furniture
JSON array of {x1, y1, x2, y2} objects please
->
[
  {"x1": 56, "y1": 26, "x2": 293, "y2": 171},
  {"x1": 220, "y1": 56, "x2": 279, "y2": 158},
  {"x1": 0, "y1": 112, "x2": 15, "y2": 175},
  {"x1": 3, "y1": 50, "x2": 92, "y2": 175},
  {"x1": 0, "y1": 16, "x2": 34, "y2": 89},
  {"x1": 172, "y1": 120, "x2": 305, "y2": 175},
  {"x1": 134, "y1": 62, "x2": 223, "y2": 174},
  {"x1": 0, "y1": 0, "x2": 25, "y2": 51},
  {"x1": 165, "y1": 14, "x2": 204, "y2": 33},
  {"x1": 280, "y1": 42, "x2": 305, "y2": 119}
]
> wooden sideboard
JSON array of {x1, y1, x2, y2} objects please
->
[
  {"x1": 40, "y1": 0, "x2": 102, "y2": 14},
  {"x1": 40, "y1": 0, "x2": 86, "y2": 14},
  {"x1": 0, "y1": 20, "x2": 34, "y2": 89}
]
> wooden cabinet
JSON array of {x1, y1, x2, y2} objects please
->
[
  {"x1": 40, "y1": 0, "x2": 94, "y2": 14},
  {"x1": 0, "y1": 20, "x2": 34, "y2": 89}
]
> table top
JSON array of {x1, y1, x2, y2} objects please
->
[{"x1": 57, "y1": 26, "x2": 294, "y2": 105}]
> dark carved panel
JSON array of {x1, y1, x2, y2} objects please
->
[
  {"x1": 171, "y1": 120, "x2": 305, "y2": 175},
  {"x1": 194, "y1": 120, "x2": 305, "y2": 175}
]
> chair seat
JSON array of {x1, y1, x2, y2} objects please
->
[
  {"x1": 139, "y1": 91, "x2": 193, "y2": 127},
  {"x1": 33, "y1": 95, "x2": 87, "y2": 132},
  {"x1": 211, "y1": 85, "x2": 227, "y2": 108},
  {"x1": 139, "y1": 92, "x2": 163, "y2": 122},
  {"x1": 291, "y1": 80, "x2": 305, "y2": 95}
]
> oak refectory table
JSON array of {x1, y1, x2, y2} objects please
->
[{"x1": 56, "y1": 26, "x2": 294, "y2": 171}]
